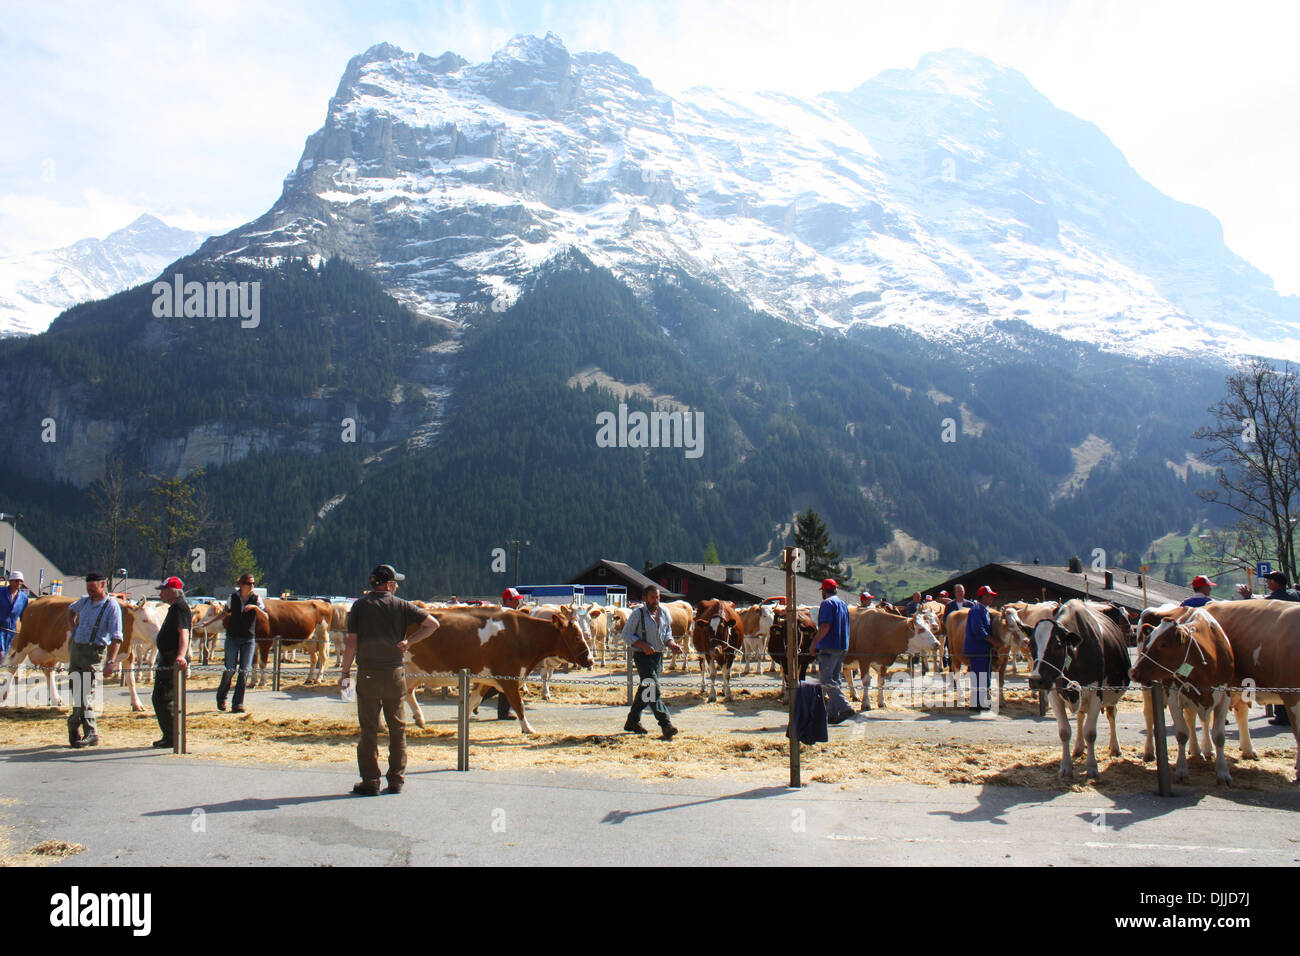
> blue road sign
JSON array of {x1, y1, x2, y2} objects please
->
[{"x1": 1257, "y1": 562, "x2": 1272, "y2": 578}]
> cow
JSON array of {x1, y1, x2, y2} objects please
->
[
  {"x1": 252, "y1": 599, "x2": 333, "y2": 686},
  {"x1": 1134, "y1": 604, "x2": 1222, "y2": 762},
  {"x1": 767, "y1": 605, "x2": 817, "y2": 701},
  {"x1": 1028, "y1": 599, "x2": 1132, "y2": 779},
  {"x1": 690, "y1": 599, "x2": 745, "y2": 702},
  {"x1": 121, "y1": 600, "x2": 167, "y2": 711},
  {"x1": 1131, "y1": 608, "x2": 1236, "y2": 785},
  {"x1": 190, "y1": 602, "x2": 225, "y2": 664},
  {"x1": 1192, "y1": 599, "x2": 1300, "y2": 781},
  {"x1": 942, "y1": 605, "x2": 1029, "y2": 707},
  {"x1": 844, "y1": 608, "x2": 940, "y2": 711},
  {"x1": 404, "y1": 605, "x2": 593, "y2": 735},
  {"x1": 585, "y1": 605, "x2": 611, "y2": 665},
  {"x1": 328, "y1": 603, "x2": 350, "y2": 666},
  {"x1": 0, "y1": 596, "x2": 151, "y2": 712},
  {"x1": 1000, "y1": 600, "x2": 1059, "y2": 673},
  {"x1": 737, "y1": 603, "x2": 775, "y2": 675},
  {"x1": 662, "y1": 600, "x2": 694, "y2": 672}
]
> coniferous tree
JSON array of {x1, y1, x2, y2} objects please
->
[{"x1": 793, "y1": 508, "x2": 846, "y2": 581}]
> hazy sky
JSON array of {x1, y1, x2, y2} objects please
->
[{"x1": 3, "y1": 0, "x2": 1298, "y2": 293}]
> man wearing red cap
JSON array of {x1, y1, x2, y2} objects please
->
[
  {"x1": 812, "y1": 578, "x2": 855, "y2": 723},
  {"x1": 963, "y1": 586, "x2": 998, "y2": 711},
  {"x1": 859, "y1": 591, "x2": 873, "y2": 607},
  {"x1": 1181, "y1": 575, "x2": 1215, "y2": 608},
  {"x1": 151, "y1": 576, "x2": 190, "y2": 748}
]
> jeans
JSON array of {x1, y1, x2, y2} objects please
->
[
  {"x1": 356, "y1": 667, "x2": 407, "y2": 786},
  {"x1": 817, "y1": 649, "x2": 851, "y2": 717},
  {"x1": 628, "y1": 651, "x2": 671, "y2": 727},
  {"x1": 216, "y1": 638, "x2": 255, "y2": 708}
]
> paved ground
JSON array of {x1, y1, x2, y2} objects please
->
[{"x1": 1, "y1": 745, "x2": 1297, "y2": 866}]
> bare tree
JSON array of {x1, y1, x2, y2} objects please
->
[
  {"x1": 132, "y1": 470, "x2": 205, "y2": 580},
  {"x1": 90, "y1": 455, "x2": 137, "y2": 591},
  {"x1": 1195, "y1": 359, "x2": 1300, "y2": 583}
]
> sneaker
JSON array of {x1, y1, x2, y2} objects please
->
[
  {"x1": 660, "y1": 724, "x2": 679, "y2": 741},
  {"x1": 351, "y1": 781, "x2": 381, "y2": 796},
  {"x1": 152, "y1": 739, "x2": 174, "y2": 749},
  {"x1": 216, "y1": 699, "x2": 227, "y2": 711},
  {"x1": 623, "y1": 718, "x2": 648, "y2": 735}
]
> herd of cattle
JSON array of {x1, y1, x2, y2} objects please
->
[{"x1": 0, "y1": 592, "x2": 1296, "y2": 784}]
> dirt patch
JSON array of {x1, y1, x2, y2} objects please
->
[
  {"x1": 0, "y1": 829, "x2": 86, "y2": 867},
  {"x1": 1, "y1": 707, "x2": 1293, "y2": 793}
]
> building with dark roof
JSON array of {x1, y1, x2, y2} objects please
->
[
  {"x1": 924, "y1": 562, "x2": 1197, "y2": 613},
  {"x1": 566, "y1": 559, "x2": 684, "y2": 602},
  {"x1": 645, "y1": 561, "x2": 828, "y2": 606}
]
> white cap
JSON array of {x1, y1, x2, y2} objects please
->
[{"x1": 7, "y1": 570, "x2": 23, "y2": 581}]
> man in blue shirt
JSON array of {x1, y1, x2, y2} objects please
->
[
  {"x1": 963, "y1": 586, "x2": 998, "y2": 712},
  {"x1": 66, "y1": 572, "x2": 124, "y2": 748},
  {"x1": 812, "y1": 578, "x2": 854, "y2": 724},
  {"x1": 0, "y1": 570, "x2": 29, "y2": 657},
  {"x1": 1181, "y1": 575, "x2": 1215, "y2": 608},
  {"x1": 622, "y1": 585, "x2": 683, "y2": 740}
]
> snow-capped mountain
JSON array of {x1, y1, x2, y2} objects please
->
[
  {"x1": 0, "y1": 214, "x2": 207, "y2": 336},
  {"x1": 196, "y1": 33, "x2": 1300, "y2": 360}
]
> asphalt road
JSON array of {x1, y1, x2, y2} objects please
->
[{"x1": 1, "y1": 745, "x2": 1296, "y2": 866}]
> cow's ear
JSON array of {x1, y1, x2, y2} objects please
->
[{"x1": 1060, "y1": 628, "x2": 1082, "y2": 648}]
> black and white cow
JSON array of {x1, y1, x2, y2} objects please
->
[{"x1": 1028, "y1": 599, "x2": 1132, "y2": 779}]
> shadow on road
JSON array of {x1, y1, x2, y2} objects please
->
[{"x1": 601, "y1": 785, "x2": 790, "y2": 824}]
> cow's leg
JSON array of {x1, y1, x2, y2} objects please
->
[
  {"x1": 126, "y1": 652, "x2": 145, "y2": 712},
  {"x1": 1083, "y1": 693, "x2": 1103, "y2": 779},
  {"x1": 844, "y1": 661, "x2": 858, "y2": 703},
  {"x1": 405, "y1": 683, "x2": 426, "y2": 729},
  {"x1": 1052, "y1": 692, "x2": 1073, "y2": 779},
  {"x1": 876, "y1": 663, "x2": 886, "y2": 711},
  {"x1": 1286, "y1": 696, "x2": 1300, "y2": 783},
  {"x1": 1106, "y1": 704, "x2": 1120, "y2": 757},
  {"x1": 1195, "y1": 706, "x2": 1213, "y2": 761},
  {"x1": 500, "y1": 680, "x2": 534, "y2": 735},
  {"x1": 1211, "y1": 693, "x2": 1232, "y2": 786},
  {"x1": 1171, "y1": 695, "x2": 1191, "y2": 783},
  {"x1": 1231, "y1": 692, "x2": 1256, "y2": 760},
  {"x1": 723, "y1": 658, "x2": 733, "y2": 702},
  {"x1": 1073, "y1": 709, "x2": 1086, "y2": 758},
  {"x1": 1142, "y1": 689, "x2": 1155, "y2": 762}
]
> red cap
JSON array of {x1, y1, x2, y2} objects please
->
[
  {"x1": 976, "y1": 586, "x2": 997, "y2": 598},
  {"x1": 502, "y1": 587, "x2": 522, "y2": 601},
  {"x1": 157, "y1": 576, "x2": 184, "y2": 591},
  {"x1": 860, "y1": 591, "x2": 873, "y2": 599},
  {"x1": 939, "y1": 591, "x2": 950, "y2": 598},
  {"x1": 821, "y1": 578, "x2": 838, "y2": 592},
  {"x1": 1191, "y1": 575, "x2": 1215, "y2": 590}
]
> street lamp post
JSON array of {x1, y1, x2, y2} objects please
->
[
  {"x1": 0, "y1": 513, "x2": 20, "y2": 577},
  {"x1": 507, "y1": 539, "x2": 532, "y2": 586}
]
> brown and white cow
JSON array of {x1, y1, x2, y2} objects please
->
[
  {"x1": 661, "y1": 600, "x2": 694, "y2": 671},
  {"x1": 737, "y1": 603, "x2": 775, "y2": 675},
  {"x1": 252, "y1": 599, "x2": 333, "y2": 686},
  {"x1": 768, "y1": 605, "x2": 817, "y2": 702},
  {"x1": 691, "y1": 599, "x2": 745, "y2": 702},
  {"x1": 844, "y1": 608, "x2": 940, "y2": 711},
  {"x1": 1134, "y1": 604, "x2": 1225, "y2": 763},
  {"x1": 1028, "y1": 600, "x2": 1132, "y2": 779},
  {"x1": 190, "y1": 602, "x2": 225, "y2": 664},
  {"x1": 1132, "y1": 607, "x2": 1236, "y2": 785},
  {"x1": 404, "y1": 606, "x2": 592, "y2": 735}
]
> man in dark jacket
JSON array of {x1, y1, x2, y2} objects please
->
[
  {"x1": 152, "y1": 576, "x2": 190, "y2": 749},
  {"x1": 963, "y1": 586, "x2": 999, "y2": 711},
  {"x1": 216, "y1": 573, "x2": 263, "y2": 713}
]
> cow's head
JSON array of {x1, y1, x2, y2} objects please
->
[
  {"x1": 1131, "y1": 618, "x2": 1186, "y2": 689},
  {"x1": 907, "y1": 614, "x2": 941, "y2": 655},
  {"x1": 1028, "y1": 618, "x2": 1079, "y2": 690},
  {"x1": 693, "y1": 602, "x2": 742, "y2": 660},
  {"x1": 995, "y1": 607, "x2": 1030, "y2": 655},
  {"x1": 552, "y1": 606, "x2": 594, "y2": 669}
]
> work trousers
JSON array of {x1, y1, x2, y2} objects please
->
[
  {"x1": 968, "y1": 653, "x2": 993, "y2": 709},
  {"x1": 627, "y1": 651, "x2": 671, "y2": 727},
  {"x1": 356, "y1": 666, "x2": 407, "y2": 787},
  {"x1": 153, "y1": 664, "x2": 177, "y2": 742},
  {"x1": 817, "y1": 649, "x2": 852, "y2": 717},
  {"x1": 216, "y1": 638, "x2": 255, "y2": 709},
  {"x1": 68, "y1": 642, "x2": 105, "y2": 738}
]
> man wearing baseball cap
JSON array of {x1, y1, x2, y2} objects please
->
[
  {"x1": 151, "y1": 576, "x2": 190, "y2": 748},
  {"x1": 65, "y1": 573, "x2": 124, "y2": 747},
  {"x1": 1237, "y1": 571, "x2": 1300, "y2": 725},
  {"x1": 963, "y1": 586, "x2": 999, "y2": 712},
  {"x1": 859, "y1": 591, "x2": 873, "y2": 607},
  {"x1": 341, "y1": 564, "x2": 438, "y2": 794},
  {"x1": 1181, "y1": 575, "x2": 1216, "y2": 608},
  {"x1": 0, "y1": 570, "x2": 28, "y2": 658},
  {"x1": 811, "y1": 578, "x2": 855, "y2": 723}
]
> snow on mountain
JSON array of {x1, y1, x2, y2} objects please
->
[
  {"x1": 195, "y1": 34, "x2": 1300, "y2": 360},
  {"x1": 0, "y1": 214, "x2": 207, "y2": 336}
]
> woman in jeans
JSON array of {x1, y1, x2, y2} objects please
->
[{"x1": 217, "y1": 573, "x2": 263, "y2": 713}]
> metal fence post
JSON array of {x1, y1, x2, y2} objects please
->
[
  {"x1": 172, "y1": 661, "x2": 187, "y2": 755},
  {"x1": 457, "y1": 668, "x2": 470, "y2": 771},
  {"x1": 272, "y1": 636, "x2": 281, "y2": 692},
  {"x1": 1152, "y1": 684, "x2": 1173, "y2": 797}
]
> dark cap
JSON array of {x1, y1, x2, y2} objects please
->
[
  {"x1": 370, "y1": 564, "x2": 405, "y2": 584},
  {"x1": 85, "y1": 573, "x2": 107, "y2": 583},
  {"x1": 1266, "y1": 571, "x2": 1288, "y2": 585}
]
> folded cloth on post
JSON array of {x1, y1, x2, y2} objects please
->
[{"x1": 793, "y1": 680, "x2": 829, "y2": 745}]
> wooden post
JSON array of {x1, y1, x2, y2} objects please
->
[
  {"x1": 626, "y1": 640, "x2": 634, "y2": 706},
  {"x1": 456, "y1": 668, "x2": 470, "y2": 771},
  {"x1": 785, "y1": 549, "x2": 800, "y2": 789},
  {"x1": 1152, "y1": 684, "x2": 1173, "y2": 797},
  {"x1": 172, "y1": 661, "x2": 187, "y2": 755},
  {"x1": 272, "y1": 636, "x2": 281, "y2": 692}
]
